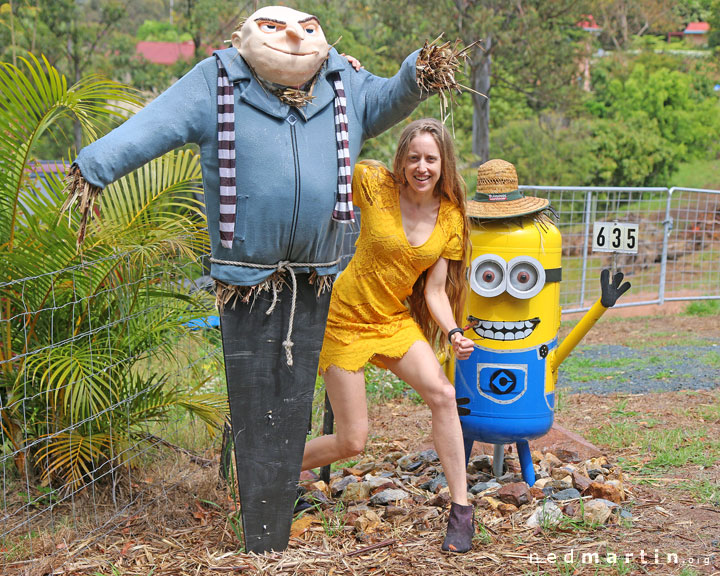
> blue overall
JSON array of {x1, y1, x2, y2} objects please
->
[{"x1": 455, "y1": 340, "x2": 557, "y2": 485}]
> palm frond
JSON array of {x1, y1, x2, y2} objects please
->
[{"x1": 0, "y1": 54, "x2": 140, "y2": 249}]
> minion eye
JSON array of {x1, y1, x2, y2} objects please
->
[
  {"x1": 470, "y1": 254, "x2": 506, "y2": 297},
  {"x1": 507, "y1": 256, "x2": 545, "y2": 299},
  {"x1": 305, "y1": 26, "x2": 316, "y2": 34}
]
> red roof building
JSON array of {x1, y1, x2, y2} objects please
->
[
  {"x1": 683, "y1": 22, "x2": 710, "y2": 34},
  {"x1": 578, "y1": 15, "x2": 601, "y2": 33},
  {"x1": 135, "y1": 41, "x2": 195, "y2": 65},
  {"x1": 683, "y1": 22, "x2": 710, "y2": 46}
]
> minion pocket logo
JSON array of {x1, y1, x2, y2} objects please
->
[{"x1": 477, "y1": 363, "x2": 527, "y2": 404}]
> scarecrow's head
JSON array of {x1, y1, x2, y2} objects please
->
[{"x1": 232, "y1": 6, "x2": 330, "y2": 87}]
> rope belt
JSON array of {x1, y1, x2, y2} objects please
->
[{"x1": 210, "y1": 257, "x2": 340, "y2": 366}]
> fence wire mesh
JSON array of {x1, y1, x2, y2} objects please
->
[
  {"x1": 1, "y1": 249, "x2": 223, "y2": 566},
  {"x1": 1, "y1": 186, "x2": 718, "y2": 567}
]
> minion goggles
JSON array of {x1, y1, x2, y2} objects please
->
[{"x1": 469, "y1": 254, "x2": 562, "y2": 299}]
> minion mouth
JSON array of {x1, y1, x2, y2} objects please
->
[{"x1": 469, "y1": 316, "x2": 540, "y2": 341}]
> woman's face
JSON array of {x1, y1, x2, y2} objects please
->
[{"x1": 403, "y1": 132, "x2": 442, "y2": 197}]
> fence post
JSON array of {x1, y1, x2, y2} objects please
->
[
  {"x1": 658, "y1": 188, "x2": 675, "y2": 306},
  {"x1": 579, "y1": 190, "x2": 593, "y2": 306}
]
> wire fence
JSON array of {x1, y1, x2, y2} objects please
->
[{"x1": 2, "y1": 185, "x2": 719, "y2": 568}]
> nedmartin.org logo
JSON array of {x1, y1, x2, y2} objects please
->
[{"x1": 527, "y1": 548, "x2": 714, "y2": 568}]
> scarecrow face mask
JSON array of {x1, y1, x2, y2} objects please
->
[{"x1": 232, "y1": 6, "x2": 329, "y2": 87}]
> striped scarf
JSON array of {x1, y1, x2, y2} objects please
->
[{"x1": 216, "y1": 57, "x2": 354, "y2": 250}]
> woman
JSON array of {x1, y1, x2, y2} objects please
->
[{"x1": 302, "y1": 118, "x2": 476, "y2": 553}]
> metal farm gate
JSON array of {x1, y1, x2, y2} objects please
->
[{"x1": 518, "y1": 185, "x2": 720, "y2": 313}]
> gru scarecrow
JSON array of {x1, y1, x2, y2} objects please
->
[{"x1": 63, "y1": 5, "x2": 467, "y2": 553}]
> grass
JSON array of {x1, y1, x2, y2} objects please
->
[
  {"x1": 675, "y1": 479, "x2": 720, "y2": 506},
  {"x1": 684, "y1": 299, "x2": 720, "y2": 316},
  {"x1": 673, "y1": 157, "x2": 720, "y2": 190},
  {"x1": 587, "y1": 397, "x2": 720, "y2": 473}
]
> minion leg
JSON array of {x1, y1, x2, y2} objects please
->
[
  {"x1": 516, "y1": 439, "x2": 536, "y2": 486},
  {"x1": 492, "y1": 443, "x2": 504, "y2": 478},
  {"x1": 463, "y1": 436, "x2": 474, "y2": 466}
]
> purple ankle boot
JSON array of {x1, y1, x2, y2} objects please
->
[{"x1": 442, "y1": 502, "x2": 474, "y2": 553}]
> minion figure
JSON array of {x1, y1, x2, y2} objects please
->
[{"x1": 453, "y1": 160, "x2": 630, "y2": 486}]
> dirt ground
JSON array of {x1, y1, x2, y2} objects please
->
[{"x1": 3, "y1": 311, "x2": 719, "y2": 576}]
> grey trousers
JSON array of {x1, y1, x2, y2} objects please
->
[{"x1": 219, "y1": 275, "x2": 331, "y2": 553}]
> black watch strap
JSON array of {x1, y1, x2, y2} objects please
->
[{"x1": 448, "y1": 327, "x2": 464, "y2": 343}]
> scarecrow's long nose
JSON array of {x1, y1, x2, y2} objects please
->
[{"x1": 286, "y1": 22, "x2": 306, "y2": 41}]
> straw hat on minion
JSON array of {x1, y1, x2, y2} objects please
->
[{"x1": 467, "y1": 159, "x2": 551, "y2": 220}]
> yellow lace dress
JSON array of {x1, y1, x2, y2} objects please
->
[{"x1": 318, "y1": 163, "x2": 464, "y2": 373}]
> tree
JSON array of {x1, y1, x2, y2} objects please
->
[
  {"x1": 594, "y1": 0, "x2": 681, "y2": 48},
  {"x1": 365, "y1": 0, "x2": 589, "y2": 163}
]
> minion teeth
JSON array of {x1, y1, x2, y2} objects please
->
[{"x1": 472, "y1": 317, "x2": 540, "y2": 341}]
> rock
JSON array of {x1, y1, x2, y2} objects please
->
[
  {"x1": 571, "y1": 470, "x2": 592, "y2": 492},
  {"x1": 480, "y1": 496, "x2": 504, "y2": 511},
  {"x1": 498, "y1": 502, "x2": 518, "y2": 516},
  {"x1": 583, "y1": 499, "x2": 612, "y2": 525},
  {"x1": 551, "y1": 466, "x2": 576, "y2": 481},
  {"x1": 428, "y1": 492, "x2": 452, "y2": 508},
  {"x1": 539, "y1": 452, "x2": 562, "y2": 472},
  {"x1": 470, "y1": 480, "x2": 501, "y2": 495},
  {"x1": 330, "y1": 474, "x2": 357, "y2": 498},
  {"x1": 468, "y1": 455, "x2": 493, "y2": 473},
  {"x1": 411, "y1": 474, "x2": 433, "y2": 487},
  {"x1": 418, "y1": 449, "x2": 440, "y2": 462},
  {"x1": 555, "y1": 448, "x2": 581, "y2": 463},
  {"x1": 397, "y1": 454, "x2": 423, "y2": 471},
  {"x1": 585, "y1": 456, "x2": 609, "y2": 470},
  {"x1": 593, "y1": 498, "x2": 620, "y2": 509},
  {"x1": 383, "y1": 505, "x2": 409, "y2": 519},
  {"x1": 343, "y1": 504, "x2": 370, "y2": 526},
  {"x1": 498, "y1": 472, "x2": 522, "y2": 484},
  {"x1": 531, "y1": 450, "x2": 544, "y2": 464},
  {"x1": 306, "y1": 489, "x2": 331, "y2": 507},
  {"x1": 370, "y1": 488, "x2": 409, "y2": 506},
  {"x1": 505, "y1": 458, "x2": 522, "y2": 473},
  {"x1": 342, "y1": 482, "x2": 372, "y2": 502},
  {"x1": 364, "y1": 474, "x2": 397, "y2": 490},
  {"x1": 525, "y1": 501, "x2": 563, "y2": 528},
  {"x1": 551, "y1": 488, "x2": 582, "y2": 501},
  {"x1": 533, "y1": 477, "x2": 553, "y2": 489},
  {"x1": 529, "y1": 486, "x2": 545, "y2": 500},
  {"x1": 563, "y1": 502, "x2": 581, "y2": 517},
  {"x1": 354, "y1": 510, "x2": 382, "y2": 534},
  {"x1": 587, "y1": 469, "x2": 604, "y2": 480},
  {"x1": 383, "y1": 451, "x2": 405, "y2": 463},
  {"x1": 605, "y1": 479, "x2": 625, "y2": 499},
  {"x1": 345, "y1": 460, "x2": 376, "y2": 475},
  {"x1": 617, "y1": 508, "x2": 633, "y2": 522},
  {"x1": 542, "y1": 479, "x2": 573, "y2": 496},
  {"x1": 419, "y1": 473, "x2": 447, "y2": 493},
  {"x1": 497, "y1": 482, "x2": 532, "y2": 507},
  {"x1": 308, "y1": 480, "x2": 329, "y2": 495},
  {"x1": 585, "y1": 481, "x2": 623, "y2": 504}
]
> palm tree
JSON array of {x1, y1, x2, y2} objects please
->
[{"x1": 0, "y1": 54, "x2": 226, "y2": 491}]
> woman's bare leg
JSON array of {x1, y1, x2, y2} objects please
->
[
  {"x1": 302, "y1": 366, "x2": 369, "y2": 471},
  {"x1": 379, "y1": 341, "x2": 469, "y2": 505}
]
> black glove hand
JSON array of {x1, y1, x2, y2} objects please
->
[{"x1": 600, "y1": 269, "x2": 631, "y2": 308}]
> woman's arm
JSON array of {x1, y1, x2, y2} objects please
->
[{"x1": 424, "y1": 257, "x2": 474, "y2": 360}]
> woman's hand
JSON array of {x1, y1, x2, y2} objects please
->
[
  {"x1": 341, "y1": 53, "x2": 363, "y2": 71},
  {"x1": 450, "y1": 332, "x2": 474, "y2": 361}
]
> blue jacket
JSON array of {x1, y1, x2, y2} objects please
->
[{"x1": 75, "y1": 47, "x2": 424, "y2": 285}]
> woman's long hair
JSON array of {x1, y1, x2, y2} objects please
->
[{"x1": 392, "y1": 118, "x2": 470, "y2": 349}]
